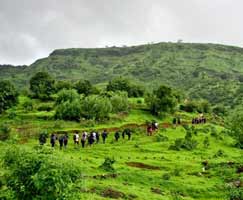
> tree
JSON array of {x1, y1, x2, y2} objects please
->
[
  {"x1": 3, "y1": 146, "x2": 82, "y2": 200},
  {"x1": 55, "y1": 99, "x2": 82, "y2": 121},
  {"x1": 81, "y1": 95, "x2": 112, "y2": 120},
  {"x1": 110, "y1": 92, "x2": 129, "y2": 113},
  {"x1": 74, "y1": 79, "x2": 94, "y2": 95},
  {"x1": 106, "y1": 77, "x2": 144, "y2": 97},
  {"x1": 226, "y1": 109, "x2": 243, "y2": 149},
  {"x1": 30, "y1": 72, "x2": 55, "y2": 100},
  {"x1": 0, "y1": 80, "x2": 18, "y2": 114},
  {"x1": 55, "y1": 80, "x2": 72, "y2": 91},
  {"x1": 55, "y1": 89, "x2": 80, "y2": 105},
  {"x1": 55, "y1": 89, "x2": 81, "y2": 121},
  {"x1": 145, "y1": 85, "x2": 177, "y2": 115}
]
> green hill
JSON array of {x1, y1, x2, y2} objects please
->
[{"x1": 2, "y1": 42, "x2": 243, "y2": 107}]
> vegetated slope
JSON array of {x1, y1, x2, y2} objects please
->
[{"x1": 2, "y1": 42, "x2": 243, "y2": 107}]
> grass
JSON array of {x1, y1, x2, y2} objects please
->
[
  {"x1": 1, "y1": 124, "x2": 242, "y2": 200},
  {"x1": 0, "y1": 96, "x2": 242, "y2": 199}
]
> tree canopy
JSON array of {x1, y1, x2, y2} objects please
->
[
  {"x1": 0, "y1": 80, "x2": 18, "y2": 114},
  {"x1": 30, "y1": 72, "x2": 55, "y2": 100}
]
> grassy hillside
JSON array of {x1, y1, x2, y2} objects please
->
[
  {"x1": 0, "y1": 95, "x2": 242, "y2": 200},
  {"x1": 2, "y1": 42, "x2": 243, "y2": 107}
]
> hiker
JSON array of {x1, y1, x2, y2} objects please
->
[
  {"x1": 88, "y1": 133, "x2": 93, "y2": 146},
  {"x1": 152, "y1": 121, "x2": 158, "y2": 131},
  {"x1": 147, "y1": 125, "x2": 153, "y2": 136},
  {"x1": 126, "y1": 129, "x2": 131, "y2": 140},
  {"x1": 202, "y1": 117, "x2": 206, "y2": 124},
  {"x1": 154, "y1": 122, "x2": 159, "y2": 129},
  {"x1": 173, "y1": 118, "x2": 177, "y2": 125},
  {"x1": 122, "y1": 130, "x2": 126, "y2": 139},
  {"x1": 74, "y1": 132, "x2": 79, "y2": 145},
  {"x1": 63, "y1": 134, "x2": 68, "y2": 148},
  {"x1": 102, "y1": 130, "x2": 108, "y2": 144},
  {"x1": 92, "y1": 131, "x2": 96, "y2": 143},
  {"x1": 73, "y1": 133, "x2": 76, "y2": 144},
  {"x1": 123, "y1": 128, "x2": 131, "y2": 140},
  {"x1": 81, "y1": 132, "x2": 87, "y2": 148},
  {"x1": 39, "y1": 133, "x2": 47, "y2": 145},
  {"x1": 114, "y1": 131, "x2": 120, "y2": 141},
  {"x1": 59, "y1": 135, "x2": 64, "y2": 149},
  {"x1": 96, "y1": 131, "x2": 100, "y2": 143},
  {"x1": 50, "y1": 133, "x2": 57, "y2": 147}
]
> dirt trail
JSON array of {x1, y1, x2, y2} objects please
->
[{"x1": 55, "y1": 121, "x2": 192, "y2": 134}]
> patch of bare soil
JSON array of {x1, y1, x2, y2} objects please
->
[
  {"x1": 151, "y1": 187, "x2": 164, "y2": 195},
  {"x1": 126, "y1": 162, "x2": 160, "y2": 170},
  {"x1": 101, "y1": 188, "x2": 125, "y2": 199}
]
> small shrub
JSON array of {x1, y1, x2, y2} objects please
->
[
  {"x1": 203, "y1": 136, "x2": 210, "y2": 148},
  {"x1": 38, "y1": 130, "x2": 48, "y2": 145},
  {"x1": 99, "y1": 157, "x2": 116, "y2": 172},
  {"x1": 162, "y1": 173, "x2": 171, "y2": 180},
  {"x1": 155, "y1": 134, "x2": 169, "y2": 142},
  {"x1": 0, "y1": 124, "x2": 11, "y2": 141},
  {"x1": 213, "y1": 149, "x2": 226, "y2": 158},
  {"x1": 228, "y1": 187, "x2": 243, "y2": 200},
  {"x1": 22, "y1": 99, "x2": 34, "y2": 111},
  {"x1": 173, "y1": 168, "x2": 182, "y2": 176},
  {"x1": 8, "y1": 111, "x2": 17, "y2": 119}
]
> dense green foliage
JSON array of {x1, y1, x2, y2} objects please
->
[
  {"x1": 226, "y1": 109, "x2": 243, "y2": 148},
  {"x1": 2, "y1": 42, "x2": 243, "y2": 110},
  {"x1": 110, "y1": 91, "x2": 129, "y2": 113},
  {"x1": 2, "y1": 146, "x2": 82, "y2": 200},
  {"x1": 107, "y1": 77, "x2": 144, "y2": 97},
  {"x1": 55, "y1": 89, "x2": 81, "y2": 121},
  {"x1": 81, "y1": 95, "x2": 112, "y2": 120},
  {"x1": 0, "y1": 80, "x2": 18, "y2": 113},
  {"x1": 1, "y1": 42, "x2": 243, "y2": 200},
  {"x1": 145, "y1": 85, "x2": 178, "y2": 115},
  {"x1": 74, "y1": 79, "x2": 97, "y2": 95},
  {"x1": 30, "y1": 72, "x2": 55, "y2": 100}
]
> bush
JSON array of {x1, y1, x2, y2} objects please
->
[
  {"x1": 99, "y1": 157, "x2": 116, "y2": 172},
  {"x1": 155, "y1": 134, "x2": 169, "y2": 142},
  {"x1": 228, "y1": 187, "x2": 243, "y2": 200},
  {"x1": 39, "y1": 130, "x2": 48, "y2": 145},
  {"x1": 30, "y1": 72, "x2": 55, "y2": 100},
  {"x1": 110, "y1": 92, "x2": 129, "y2": 113},
  {"x1": 81, "y1": 95, "x2": 112, "y2": 120},
  {"x1": 3, "y1": 146, "x2": 82, "y2": 200},
  {"x1": 74, "y1": 79, "x2": 94, "y2": 95},
  {"x1": 169, "y1": 129, "x2": 198, "y2": 151},
  {"x1": 106, "y1": 77, "x2": 144, "y2": 97},
  {"x1": 162, "y1": 173, "x2": 171, "y2": 180},
  {"x1": 145, "y1": 85, "x2": 178, "y2": 116},
  {"x1": 0, "y1": 80, "x2": 18, "y2": 113},
  {"x1": 0, "y1": 124, "x2": 11, "y2": 141},
  {"x1": 22, "y1": 99, "x2": 34, "y2": 111},
  {"x1": 8, "y1": 111, "x2": 17, "y2": 119},
  {"x1": 55, "y1": 89, "x2": 80, "y2": 105},
  {"x1": 55, "y1": 99, "x2": 82, "y2": 121}
]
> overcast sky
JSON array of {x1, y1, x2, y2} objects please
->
[{"x1": 0, "y1": 0, "x2": 242, "y2": 65}]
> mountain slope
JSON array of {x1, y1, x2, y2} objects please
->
[{"x1": 2, "y1": 42, "x2": 243, "y2": 107}]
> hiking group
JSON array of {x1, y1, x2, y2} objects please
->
[
  {"x1": 45, "y1": 128, "x2": 132, "y2": 149},
  {"x1": 39, "y1": 118, "x2": 207, "y2": 149}
]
